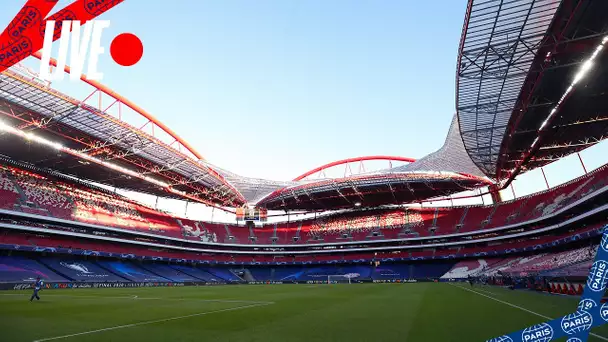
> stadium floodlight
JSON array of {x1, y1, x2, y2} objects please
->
[
  {"x1": 354, "y1": 202, "x2": 361, "y2": 207},
  {"x1": 537, "y1": 35, "x2": 608, "y2": 136},
  {"x1": 573, "y1": 60, "x2": 594, "y2": 85},
  {"x1": 0, "y1": 119, "x2": 172, "y2": 191}
]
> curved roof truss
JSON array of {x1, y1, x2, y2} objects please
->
[{"x1": 456, "y1": 0, "x2": 561, "y2": 178}]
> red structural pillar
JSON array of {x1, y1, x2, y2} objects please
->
[
  {"x1": 489, "y1": 184, "x2": 502, "y2": 204},
  {"x1": 578, "y1": 153, "x2": 588, "y2": 174},
  {"x1": 541, "y1": 167, "x2": 550, "y2": 189}
]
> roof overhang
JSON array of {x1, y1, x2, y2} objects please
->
[
  {"x1": 0, "y1": 68, "x2": 246, "y2": 208},
  {"x1": 256, "y1": 172, "x2": 492, "y2": 211}
]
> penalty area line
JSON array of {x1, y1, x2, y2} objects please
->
[
  {"x1": 450, "y1": 284, "x2": 608, "y2": 341},
  {"x1": 32, "y1": 302, "x2": 273, "y2": 342}
]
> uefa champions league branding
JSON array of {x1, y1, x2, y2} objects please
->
[
  {"x1": 60, "y1": 262, "x2": 93, "y2": 274},
  {"x1": 566, "y1": 338, "x2": 583, "y2": 342}
]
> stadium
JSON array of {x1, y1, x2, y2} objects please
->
[{"x1": 1, "y1": 0, "x2": 608, "y2": 341}]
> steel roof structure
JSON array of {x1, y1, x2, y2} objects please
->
[
  {"x1": 0, "y1": 68, "x2": 245, "y2": 208},
  {"x1": 209, "y1": 164, "x2": 303, "y2": 204},
  {"x1": 457, "y1": 0, "x2": 608, "y2": 182},
  {"x1": 496, "y1": 0, "x2": 608, "y2": 182},
  {"x1": 390, "y1": 115, "x2": 487, "y2": 178},
  {"x1": 0, "y1": 0, "x2": 606, "y2": 212},
  {"x1": 256, "y1": 172, "x2": 491, "y2": 211},
  {"x1": 456, "y1": 0, "x2": 561, "y2": 177}
]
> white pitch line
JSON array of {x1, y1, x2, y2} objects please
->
[
  {"x1": 451, "y1": 284, "x2": 608, "y2": 341},
  {"x1": 0, "y1": 293, "x2": 274, "y2": 304},
  {"x1": 32, "y1": 302, "x2": 273, "y2": 342},
  {"x1": 466, "y1": 286, "x2": 503, "y2": 297}
]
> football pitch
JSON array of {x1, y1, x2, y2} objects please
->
[{"x1": 1, "y1": 283, "x2": 607, "y2": 342}]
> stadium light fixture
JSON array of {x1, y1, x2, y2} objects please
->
[
  {"x1": 354, "y1": 202, "x2": 361, "y2": 207},
  {"x1": 0, "y1": 119, "x2": 170, "y2": 189},
  {"x1": 537, "y1": 35, "x2": 608, "y2": 135}
]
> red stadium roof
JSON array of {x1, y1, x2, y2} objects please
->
[
  {"x1": 292, "y1": 156, "x2": 416, "y2": 181},
  {"x1": 0, "y1": 0, "x2": 606, "y2": 212},
  {"x1": 0, "y1": 66, "x2": 245, "y2": 209}
]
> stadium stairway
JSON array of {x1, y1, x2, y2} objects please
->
[
  {"x1": 223, "y1": 224, "x2": 234, "y2": 243},
  {"x1": 455, "y1": 207, "x2": 468, "y2": 232},
  {"x1": 96, "y1": 260, "x2": 173, "y2": 282},
  {"x1": 139, "y1": 263, "x2": 204, "y2": 282},
  {"x1": 4, "y1": 171, "x2": 27, "y2": 204},
  {"x1": 233, "y1": 268, "x2": 255, "y2": 282},
  {"x1": 271, "y1": 223, "x2": 279, "y2": 244},
  {"x1": 168, "y1": 265, "x2": 220, "y2": 282}
]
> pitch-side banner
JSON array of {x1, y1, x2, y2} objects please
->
[{"x1": 487, "y1": 226, "x2": 608, "y2": 342}]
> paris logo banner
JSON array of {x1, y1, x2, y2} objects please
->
[{"x1": 488, "y1": 226, "x2": 608, "y2": 342}]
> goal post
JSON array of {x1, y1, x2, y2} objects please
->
[
  {"x1": 327, "y1": 273, "x2": 360, "y2": 284},
  {"x1": 327, "y1": 275, "x2": 351, "y2": 284}
]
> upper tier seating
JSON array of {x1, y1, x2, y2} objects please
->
[
  {"x1": 541, "y1": 259, "x2": 592, "y2": 277},
  {"x1": 497, "y1": 245, "x2": 596, "y2": 275},
  {"x1": 440, "y1": 259, "x2": 489, "y2": 279},
  {"x1": 0, "y1": 163, "x2": 606, "y2": 245},
  {"x1": 0, "y1": 168, "x2": 20, "y2": 211},
  {"x1": 0, "y1": 218, "x2": 602, "y2": 266}
]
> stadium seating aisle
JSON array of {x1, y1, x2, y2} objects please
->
[
  {"x1": 252, "y1": 225, "x2": 275, "y2": 244},
  {"x1": 95, "y1": 260, "x2": 172, "y2": 282},
  {"x1": 168, "y1": 264, "x2": 223, "y2": 282},
  {"x1": 139, "y1": 263, "x2": 204, "y2": 282},
  {"x1": 203, "y1": 267, "x2": 242, "y2": 282}
]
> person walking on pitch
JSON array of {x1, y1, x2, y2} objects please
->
[{"x1": 30, "y1": 277, "x2": 43, "y2": 301}]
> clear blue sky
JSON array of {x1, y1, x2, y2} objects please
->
[
  {"x1": 1, "y1": 0, "x2": 606, "y2": 218},
  {"x1": 3, "y1": 0, "x2": 467, "y2": 180}
]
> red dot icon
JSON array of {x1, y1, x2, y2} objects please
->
[{"x1": 110, "y1": 33, "x2": 143, "y2": 67}]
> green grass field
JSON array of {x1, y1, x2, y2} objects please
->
[{"x1": 1, "y1": 283, "x2": 607, "y2": 341}]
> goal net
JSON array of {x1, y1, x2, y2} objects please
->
[{"x1": 327, "y1": 273, "x2": 360, "y2": 284}]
